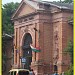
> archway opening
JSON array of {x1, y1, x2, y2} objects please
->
[
  {"x1": 22, "y1": 33, "x2": 32, "y2": 70},
  {"x1": 54, "y1": 65, "x2": 58, "y2": 72}
]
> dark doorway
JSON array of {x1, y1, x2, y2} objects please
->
[
  {"x1": 54, "y1": 65, "x2": 58, "y2": 72},
  {"x1": 22, "y1": 33, "x2": 32, "y2": 70}
]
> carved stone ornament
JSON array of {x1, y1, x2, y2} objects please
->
[{"x1": 24, "y1": 26, "x2": 29, "y2": 33}]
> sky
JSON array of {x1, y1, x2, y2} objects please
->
[{"x1": 2, "y1": 0, "x2": 63, "y2": 5}]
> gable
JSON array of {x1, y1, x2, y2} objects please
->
[
  {"x1": 12, "y1": 2, "x2": 36, "y2": 19},
  {"x1": 18, "y1": 3, "x2": 35, "y2": 17}
]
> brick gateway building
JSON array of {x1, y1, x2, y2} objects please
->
[{"x1": 11, "y1": 0, "x2": 73, "y2": 74}]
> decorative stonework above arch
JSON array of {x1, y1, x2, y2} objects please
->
[{"x1": 20, "y1": 32, "x2": 33, "y2": 49}]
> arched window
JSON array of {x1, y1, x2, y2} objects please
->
[
  {"x1": 22, "y1": 33, "x2": 32, "y2": 49},
  {"x1": 22, "y1": 33, "x2": 32, "y2": 69}
]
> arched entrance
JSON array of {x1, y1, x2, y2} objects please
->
[
  {"x1": 22, "y1": 33, "x2": 32, "y2": 70},
  {"x1": 54, "y1": 65, "x2": 58, "y2": 72}
]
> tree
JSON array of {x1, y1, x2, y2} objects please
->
[
  {"x1": 64, "y1": 40, "x2": 73, "y2": 75},
  {"x1": 2, "y1": 2, "x2": 19, "y2": 72},
  {"x1": 64, "y1": 40, "x2": 73, "y2": 64},
  {"x1": 63, "y1": 0, "x2": 73, "y2": 3},
  {"x1": 64, "y1": 64, "x2": 73, "y2": 75},
  {"x1": 2, "y1": 2, "x2": 19, "y2": 35}
]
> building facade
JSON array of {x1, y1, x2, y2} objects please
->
[
  {"x1": 12, "y1": 0, "x2": 73, "y2": 74},
  {"x1": 2, "y1": 34, "x2": 14, "y2": 75}
]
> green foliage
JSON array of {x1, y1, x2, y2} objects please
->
[
  {"x1": 2, "y1": 2, "x2": 19, "y2": 34},
  {"x1": 65, "y1": 64, "x2": 73, "y2": 75},
  {"x1": 63, "y1": 0, "x2": 73, "y2": 3},
  {"x1": 64, "y1": 40, "x2": 73, "y2": 64},
  {"x1": 64, "y1": 40, "x2": 73, "y2": 75},
  {"x1": 2, "y1": 3, "x2": 19, "y2": 71},
  {"x1": 54, "y1": 0, "x2": 73, "y2": 3},
  {"x1": 68, "y1": 16, "x2": 73, "y2": 21}
]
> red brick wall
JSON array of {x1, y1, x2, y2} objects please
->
[
  {"x1": 13, "y1": 2, "x2": 73, "y2": 74},
  {"x1": 62, "y1": 12, "x2": 73, "y2": 72}
]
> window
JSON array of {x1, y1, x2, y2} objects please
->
[
  {"x1": 14, "y1": 71, "x2": 16, "y2": 75},
  {"x1": 19, "y1": 71, "x2": 29, "y2": 75},
  {"x1": 11, "y1": 48, "x2": 14, "y2": 65},
  {"x1": 11, "y1": 72, "x2": 13, "y2": 75}
]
